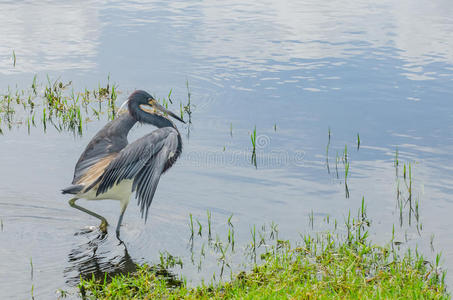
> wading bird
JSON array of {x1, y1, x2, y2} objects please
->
[{"x1": 62, "y1": 90, "x2": 184, "y2": 237}]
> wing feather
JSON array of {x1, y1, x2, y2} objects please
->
[
  {"x1": 89, "y1": 127, "x2": 179, "y2": 220},
  {"x1": 71, "y1": 114, "x2": 135, "y2": 186}
]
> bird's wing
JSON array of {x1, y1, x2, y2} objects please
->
[
  {"x1": 89, "y1": 127, "x2": 179, "y2": 220},
  {"x1": 71, "y1": 114, "x2": 133, "y2": 186}
]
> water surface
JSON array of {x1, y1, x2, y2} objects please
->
[{"x1": 1, "y1": 0, "x2": 453, "y2": 298}]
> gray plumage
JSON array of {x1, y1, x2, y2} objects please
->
[
  {"x1": 72, "y1": 113, "x2": 136, "y2": 186},
  {"x1": 89, "y1": 127, "x2": 180, "y2": 219}
]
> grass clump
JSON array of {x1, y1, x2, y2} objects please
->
[
  {"x1": 78, "y1": 244, "x2": 448, "y2": 299},
  {"x1": 225, "y1": 241, "x2": 447, "y2": 299},
  {"x1": 77, "y1": 217, "x2": 448, "y2": 299}
]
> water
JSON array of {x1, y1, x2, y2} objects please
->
[{"x1": 1, "y1": 0, "x2": 453, "y2": 298}]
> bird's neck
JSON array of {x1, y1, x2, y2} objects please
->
[{"x1": 111, "y1": 113, "x2": 137, "y2": 134}]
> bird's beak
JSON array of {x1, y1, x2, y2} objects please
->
[{"x1": 149, "y1": 99, "x2": 186, "y2": 124}]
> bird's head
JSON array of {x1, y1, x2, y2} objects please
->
[{"x1": 122, "y1": 90, "x2": 185, "y2": 125}]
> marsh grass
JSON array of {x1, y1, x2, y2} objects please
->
[
  {"x1": 325, "y1": 129, "x2": 353, "y2": 198},
  {"x1": 78, "y1": 198, "x2": 449, "y2": 299},
  {"x1": 0, "y1": 75, "x2": 120, "y2": 135},
  {"x1": 394, "y1": 150, "x2": 421, "y2": 232},
  {"x1": 0, "y1": 76, "x2": 188, "y2": 136}
]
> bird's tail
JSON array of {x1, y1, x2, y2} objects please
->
[{"x1": 61, "y1": 184, "x2": 84, "y2": 195}]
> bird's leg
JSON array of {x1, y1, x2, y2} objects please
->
[
  {"x1": 68, "y1": 198, "x2": 109, "y2": 233},
  {"x1": 115, "y1": 201, "x2": 129, "y2": 239},
  {"x1": 115, "y1": 210, "x2": 125, "y2": 239}
]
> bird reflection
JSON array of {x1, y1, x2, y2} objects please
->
[{"x1": 64, "y1": 228, "x2": 136, "y2": 285}]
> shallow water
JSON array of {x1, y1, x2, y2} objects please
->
[{"x1": 1, "y1": 0, "x2": 453, "y2": 298}]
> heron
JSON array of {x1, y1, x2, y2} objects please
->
[{"x1": 62, "y1": 90, "x2": 185, "y2": 238}]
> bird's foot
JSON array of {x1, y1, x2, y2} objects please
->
[{"x1": 99, "y1": 219, "x2": 109, "y2": 233}]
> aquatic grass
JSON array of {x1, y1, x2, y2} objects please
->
[
  {"x1": 251, "y1": 153, "x2": 257, "y2": 168},
  {"x1": 227, "y1": 214, "x2": 235, "y2": 251},
  {"x1": 193, "y1": 219, "x2": 201, "y2": 237},
  {"x1": 207, "y1": 210, "x2": 212, "y2": 240},
  {"x1": 30, "y1": 257, "x2": 33, "y2": 280},
  {"x1": 217, "y1": 240, "x2": 231, "y2": 277},
  {"x1": 344, "y1": 144, "x2": 350, "y2": 198},
  {"x1": 200, "y1": 242, "x2": 206, "y2": 258},
  {"x1": 189, "y1": 213, "x2": 194, "y2": 238},
  {"x1": 109, "y1": 85, "x2": 117, "y2": 120},
  {"x1": 183, "y1": 80, "x2": 192, "y2": 124},
  {"x1": 227, "y1": 214, "x2": 233, "y2": 228},
  {"x1": 161, "y1": 96, "x2": 169, "y2": 110},
  {"x1": 357, "y1": 132, "x2": 360, "y2": 150},
  {"x1": 42, "y1": 108, "x2": 47, "y2": 132},
  {"x1": 180, "y1": 102, "x2": 184, "y2": 121},
  {"x1": 345, "y1": 161, "x2": 349, "y2": 179},
  {"x1": 269, "y1": 221, "x2": 278, "y2": 240},
  {"x1": 395, "y1": 156, "x2": 420, "y2": 229},
  {"x1": 167, "y1": 89, "x2": 173, "y2": 104},
  {"x1": 0, "y1": 76, "x2": 187, "y2": 135},
  {"x1": 249, "y1": 225, "x2": 257, "y2": 263},
  {"x1": 31, "y1": 75, "x2": 38, "y2": 95},
  {"x1": 228, "y1": 227, "x2": 235, "y2": 252},
  {"x1": 78, "y1": 203, "x2": 449, "y2": 299},
  {"x1": 27, "y1": 116, "x2": 31, "y2": 134},
  {"x1": 158, "y1": 251, "x2": 183, "y2": 270},
  {"x1": 76, "y1": 202, "x2": 438, "y2": 297},
  {"x1": 250, "y1": 126, "x2": 257, "y2": 168},
  {"x1": 250, "y1": 126, "x2": 256, "y2": 151}
]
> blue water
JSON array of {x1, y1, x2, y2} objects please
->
[{"x1": 1, "y1": 0, "x2": 453, "y2": 298}]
